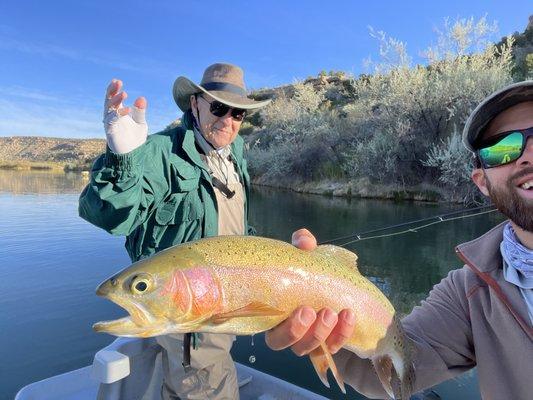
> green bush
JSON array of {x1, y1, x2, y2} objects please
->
[{"x1": 246, "y1": 17, "x2": 516, "y2": 204}]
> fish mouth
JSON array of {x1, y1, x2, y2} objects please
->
[
  {"x1": 94, "y1": 286, "x2": 161, "y2": 337},
  {"x1": 93, "y1": 316, "x2": 152, "y2": 337}
]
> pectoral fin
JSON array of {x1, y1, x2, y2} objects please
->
[
  {"x1": 371, "y1": 355, "x2": 395, "y2": 398},
  {"x1": 209, "y1": 302, "x2": 285, "y2": 325},
  {"x1": 309, "y1": 343, "x2": 346, "y2": 394}
]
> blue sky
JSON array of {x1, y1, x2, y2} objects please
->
[{"x1": 0, "y1": 0, "x2": 531, "y2": 138}]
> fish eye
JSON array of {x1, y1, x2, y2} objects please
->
[{"x1": 130, "y1": 274, "x2": 153, "y2": 295}]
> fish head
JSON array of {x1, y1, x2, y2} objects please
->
[{"x1": 93, "y1": 245, "x2": 220, "y2": 337}]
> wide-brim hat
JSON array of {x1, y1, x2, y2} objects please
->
[
  {"x1": 463, "y1": 80, "x2": 533, "y2": 152},
  {"x1": 173, "y1": 63, "x2": 271, "y2": 112}
]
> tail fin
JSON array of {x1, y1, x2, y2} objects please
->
[{"x1": 372, "y1": 316, "x2": 415, "y2": 399}]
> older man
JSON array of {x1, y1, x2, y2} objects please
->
[
  {"x1": 266, "y1": 81, "x2": 533, "y2": 399},
  {"x1": 79, "y1": 63, "x2": 270, "y2": 399}
]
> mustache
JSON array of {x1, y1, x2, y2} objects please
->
[{"x1": 511, "y1": 167, "x2": 533, "y2": 185}]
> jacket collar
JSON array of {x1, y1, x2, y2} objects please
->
[
  {"x1": 174, "y1": 126, "x2": 245, "y2": 174},
  {"x1": 455, "y1": 221, "x2": 506, "y2": 273},
  {"x1": 456, "y1": 220, "x2": 533, "y2": 336}
]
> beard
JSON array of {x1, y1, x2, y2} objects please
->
[{"x1": 485, "y1": 170, "x2": 533, "y2": 232}]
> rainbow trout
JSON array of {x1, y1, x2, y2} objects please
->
[{"x1": 94, "y1": 236, "x2": 414, "y2": 399}]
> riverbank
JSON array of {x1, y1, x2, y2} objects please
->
[
  {"x1": 252, "y1": 177, "x2": 451, "y2": 203},
  {"x1": 0, "y1": 136, "x2": 104, "y2": 172},
  {"x1": 0, "y1": 164, "x2": 451, "y2": 202},
  {"x1": 0, "y1": 160, "x2": 65, "y2": 171}
]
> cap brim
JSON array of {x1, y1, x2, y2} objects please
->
[
  {"x1": 462, "y1": 80, "x2": 533, "y2": 152},
  {"x1": 173, "y1": 76, "x2": 271, "y2": 112}
]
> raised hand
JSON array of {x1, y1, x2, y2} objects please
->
[{"x1": 103, "y1": 79, "x2": 148, "y2": 154}]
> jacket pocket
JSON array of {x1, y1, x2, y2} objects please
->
[
  {"x1": 155, "y1": 193, "x2": 186, "y2": 225},
  {"x1": 175, "y1": 162, "x2": 201, "y2": 193},
  {"x1": 155, "y1": 188, "x2": 204, "y2": 225}
]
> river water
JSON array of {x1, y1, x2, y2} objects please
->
[{"x1": 1, "y1": 170, "x2": 504, "y2": 399}]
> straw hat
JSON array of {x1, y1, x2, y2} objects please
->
[{"x1": 173, "y1": 63, "x2": 271, "y2": 112}]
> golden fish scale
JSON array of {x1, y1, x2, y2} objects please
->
[
  {"x1": 188, "y1": 236, "x2": 392, "y2": 308},
  {"x1": 182, "y1": 236, "x2": 396, "y2": 352}
]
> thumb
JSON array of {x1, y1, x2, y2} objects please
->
[
  {"x1": 292, "y1": 228, "x2": 317, "y2": 251},
  {"x1": 131, "y1": 97, "x2": 147, "y2": 124},
  {"x1": 134, "y1": 96, "x2": 147, "y2": 109}
]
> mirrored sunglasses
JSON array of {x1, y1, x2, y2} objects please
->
[
  {"x1": 476, "y1": 126, "x2": 533, "y2": 168},
  {"x1": 199, "y1": 96, "x2": 247, "y2": 121}
]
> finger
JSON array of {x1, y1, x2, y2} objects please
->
[
  {"x1": 133, "y1": 96, "x2": 147, "y2": 110},
  {"x1": 117, "y1": 107, "x2": 130, "y2": 117},
  {"x1": 131, "y1": 105, "x2": 146, "y2": 124},
  {"x1": 131, "y1": 97, "x2": 147, "y2": 124},
  {"x1": 109, "y1": 91, "x2": 127, "y2": 109},
  {"x1": 325, "y1": 309, "x2": 355, "y2": 354},
  {"x1": 265, "y1": 306, "x2": 316, "y2": 351},
  {"x1": 292, "y1": 228, "x2": 317, "y2": 251},
  {"x1": 291, "y1": 308, "x2": 338, "y2": 356},
  {"x1": 106, "y1": 79, "x2": 122, "y2": 99}
]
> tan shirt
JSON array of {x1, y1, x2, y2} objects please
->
[{"x1": 200, "y1": 152, "x2": 245, "y2": 236}]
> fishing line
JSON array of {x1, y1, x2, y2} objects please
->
[{"x1": 319, "y1": 205, "x2": 498, "y2": 247}]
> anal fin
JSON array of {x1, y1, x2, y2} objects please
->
[
  {"x1": 371, "y1": 355, "x2": 395, "y2": 398},
  {"x1": 309, "y1": 343, "x2": 346, "y2": 394}
]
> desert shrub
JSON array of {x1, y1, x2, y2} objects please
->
[
  {"x1": 247, "y1": 17, "x2": 516, "y2": 203},
  {"x1": 423, "y1": 132, "x2": 482, "y2": 203},
  {"x1": 249, "y1": 82, "x2": 347, "y2": 181},
  {"x1": 341, "y1": 17, "x2": 514, "y2": 190}
]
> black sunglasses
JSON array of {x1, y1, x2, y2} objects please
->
[
  {"x1": 475, "y1": 126, "x2": 533, "y2": 168},
  {"x1": 198, "y1": 95, "x2": 247, "y2": 121}
]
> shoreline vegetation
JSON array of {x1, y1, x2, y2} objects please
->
[{"x1": 2, "y1": 17, "x2": 532, "y2": 204}]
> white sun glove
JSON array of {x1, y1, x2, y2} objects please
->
[{"x1": 103, "y1": 98, "x2": 148, "y2": 154}]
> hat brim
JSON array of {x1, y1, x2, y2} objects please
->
[
  {"x1": 173, "y1": 76, "x2": 271, "y2": 112},
  {"x1": 462, "y1": 80, "x2": 533, "y2": 152}
]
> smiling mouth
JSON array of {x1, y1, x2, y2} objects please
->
[{"x1": 518, "y1": 180, "x2": 533, "y2": 190}]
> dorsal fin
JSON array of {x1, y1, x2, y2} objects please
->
[{"x1": 314, "y1": 245, "x2": 359, "y2": 272}]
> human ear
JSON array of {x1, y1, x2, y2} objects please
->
[
  {"x1": 190, "y1": 95, "x2": 198, "y2": 118},
  {"x1": 471, "y1": 168, "x2": 490, "y2": 196}
]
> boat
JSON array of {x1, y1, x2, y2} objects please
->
[
  {"x1": 15, "y1": 337, "x2": 329, "y2": 400},
  {"x1": 15, "y1": 336, "x2": 449, "y2": 400}
]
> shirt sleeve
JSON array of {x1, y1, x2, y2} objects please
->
[
  {"x1": 78, "y1": 142, "x2": 170, "y2": 236},
  {"x1": 334, "y1": 268, "x2": 476, "y2": 399}
]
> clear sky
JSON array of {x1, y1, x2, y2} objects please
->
[{"x1": 0, "y1": 0, "x2": 531, "y2": 138}]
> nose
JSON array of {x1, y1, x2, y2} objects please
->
[
  {"x1": 219, "y1": 112, "x2": 233, "y2": 127},
  {"x1": 517, "y1": 136, "x2": 533, "y2": 166}
]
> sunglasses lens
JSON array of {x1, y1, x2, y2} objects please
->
[
  {"x1": 479, "y1": 131, "x2": 523, "y2": 167},
  {"x1": 231, "y1": 108, "x2": 246, "y2": 121},
  {"x1": 210, "y1": 101, "x2": 230, "y2": 117}
]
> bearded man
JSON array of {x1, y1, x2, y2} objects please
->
[{"x1": 266, "y1": 81, "x2": 533, "y2": 399}]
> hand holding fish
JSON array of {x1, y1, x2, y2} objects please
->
[
  {"x1": 103, "y1": 79, "x2": 148, "y2": 154},
  {"x1": 266, "y1": 229, "x2": 356, "y2": 356}
]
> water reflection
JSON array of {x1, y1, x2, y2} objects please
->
[
  {"x1": 2, "y1": 172, "x2": 499, "y2": 400},
  {"x1": 0, "y1": 170, "x2": 88, "y2": 194},
  {"x1": 250, "y1": 185, "x2": 504, "y2": 314}
]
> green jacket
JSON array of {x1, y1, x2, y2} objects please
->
[{"x1": 79, "y1": 124, "x2": 252, "y2": 262}]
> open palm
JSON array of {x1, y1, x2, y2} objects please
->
[{"x1": 103, "y1": 79, "x2": 148, "y2": 154}]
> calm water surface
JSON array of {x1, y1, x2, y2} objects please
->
[{"x1": 1, "y1": 170, "x2": 504, "y2": 400}]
